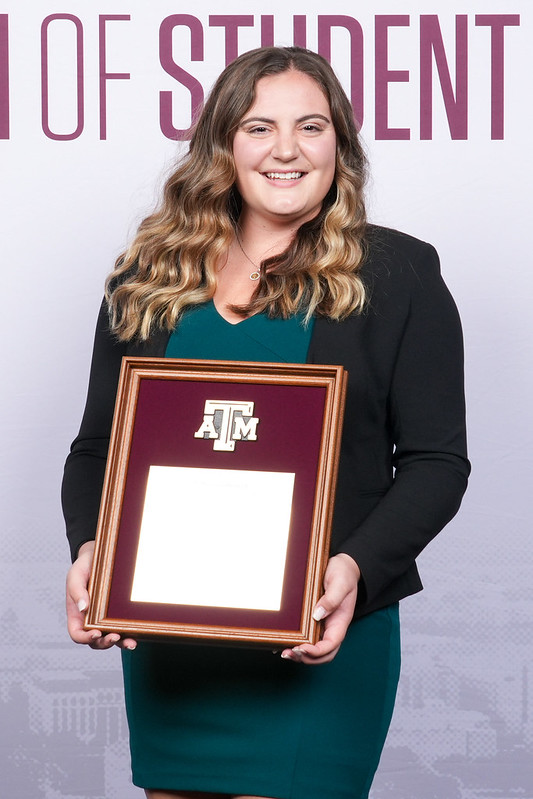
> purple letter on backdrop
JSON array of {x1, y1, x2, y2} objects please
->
[
  {"x1": 209, "y1": 16, "x2": 254, "y2": 65},
  {"x1": 475, "y1": 14, "x2": 520, "y2": 140},
  {"x1": 41, "y1": 14, "x2": 84, "y2": 141},
  {"x1": 0, "y1": 14, "x2": 8, "y2": 139},
  {"x1": 99, "y1": 15, "x2": 130, "y2": 140},
  {"x1": 375, "y1": 15, "x2": 410, "y2": 140},
  {"x1": 260, "y1": 15, "x2": 307, "y2": 48},
  {"x1": 261, "y1": 15, "x2": 274, "y2": 47},
  {"x1": 160, "y1": 15, "x2": 204, "y2": 141},
  {"x1": 420, "y1": 15, "x2": 468, "y2": 140},
  {"x1": 317, "y1": 16, "x2": 363, "y2": 129},
  {"x1": 293, "y1": 16, "x2": 307, "y2": 48}
]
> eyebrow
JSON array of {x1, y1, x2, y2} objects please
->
[{"x1": 239, "y1": 113, "x2": 332, "y2": 126}]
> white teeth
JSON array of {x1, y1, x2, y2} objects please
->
[{"x1": 265, "y1": 171, "x2": 303, "y2": 180}]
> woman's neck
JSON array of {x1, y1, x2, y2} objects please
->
[
  {"x1": 236, "y1": 212, "x2": 297, "y2": 263},
  {"x1": 212, "y1": 216, "x2": 294, "y2": 323}
]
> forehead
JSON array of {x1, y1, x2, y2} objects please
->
[{"x1": 246, "y1": 70, "x2": 331, "y2": 115}]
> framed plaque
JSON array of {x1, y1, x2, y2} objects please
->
[{"x1": 86, "y1": 357, "x2": 347, "y2": 647}]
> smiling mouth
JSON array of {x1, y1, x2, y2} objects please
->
[{"x1": 264, "y1": 171, "x2": 305, "y2": 180}]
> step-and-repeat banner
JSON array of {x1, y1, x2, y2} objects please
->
[{"x1": 1, "y1": 2, "x2": 531, "y2": 797}]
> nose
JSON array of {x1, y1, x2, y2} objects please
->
[{"x1": 271, "y1": 129, "x2": 299, "y2": 161}]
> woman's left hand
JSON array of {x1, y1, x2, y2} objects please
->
[{"x1": 281, "y1": 553, "x2": 360, "y2": 665}]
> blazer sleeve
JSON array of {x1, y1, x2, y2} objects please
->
[
  {"x1": 338, "y1": 240, "x2": 470, "y2": 608},
  {"x1": 62, "y1": 299, "x2": 128, "y2": 562}
]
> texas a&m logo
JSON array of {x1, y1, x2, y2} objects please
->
[{"x1": 194, "y1": 400, "x2": 259, "y2": 452}]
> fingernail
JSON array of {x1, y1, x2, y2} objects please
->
[
  {"x1": 125, "y1": 642, "x2": 137, "y2": 650},
  {"x1": 281, "y1": 652, "x2": 292, "y2": 659},
  {"x1": 77, "y1": 599, "x2": 87, "y2": 612},
  {"x1": 91, "y1": 631, "x2": 100, "y2": 640},
  {"x1": 313, "y1": 606, "x2": 326, "y2": 621}
]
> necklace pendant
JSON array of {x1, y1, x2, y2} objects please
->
[{"x1": 249, "y1": 270, "x2": 260, "y2": 281}]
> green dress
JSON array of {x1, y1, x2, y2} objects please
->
[{"x1": 122, "y1": 301, "x2": 400, "y2": 799}]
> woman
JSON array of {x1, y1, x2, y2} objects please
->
[{"x1": 63, "y1": 46, "x2": 469, "y2": 799}]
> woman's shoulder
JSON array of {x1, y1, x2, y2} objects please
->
[
  {"x1": 353, "y1": 224, "x2": 463, "y2": 336},
  {"x1": 365, "y1": 224, "x2": 437, "y2": 266},
  {"x1": 362, "y1": 224, "x2": 442, "y2": 293}
]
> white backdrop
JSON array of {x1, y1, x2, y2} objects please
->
[{"x1": 1, "y1": 1, "x2": 531, "y2": 797}]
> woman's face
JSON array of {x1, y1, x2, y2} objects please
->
[{"x1": 232, "y1": 70, "x2": 337, "y2": 229}]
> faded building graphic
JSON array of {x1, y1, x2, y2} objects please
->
[{"x1": 1, "y1": 547, "x2": 532, "y2": 798}]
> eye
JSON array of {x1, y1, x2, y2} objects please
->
[
  {"x1": 299, "y1": 121, "x2": 327, "y2": 135},
  {"x1": 247, "y1": 125, "x2": 271, "y2": 135}
]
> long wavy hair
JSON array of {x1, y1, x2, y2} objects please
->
[{"x1": 106, "y1": 46, "x2": 368, "y2": 341}]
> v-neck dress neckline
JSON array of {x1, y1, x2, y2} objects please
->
[{"x1": 165, "y1": 299, "x2": 314, "y2": 363}]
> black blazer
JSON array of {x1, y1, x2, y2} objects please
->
[{"x1": 62, "y1": 225, "x2": 470, "y2": 618}]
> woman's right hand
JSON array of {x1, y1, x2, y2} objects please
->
[{"x1": 66, "y1": 540, "x2": 137, "y2": 650}]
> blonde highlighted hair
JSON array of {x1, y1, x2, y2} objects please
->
[{"x1": 106, "y1": 46, "x2": 368, "y2": 341}]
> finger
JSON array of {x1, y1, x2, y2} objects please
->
[
  {"x1": 291, "y1": 626, "x2": 344, "y2": 661},
  {"x1": 280, "y1": 642, "x2": 340, "y2": 665},
  {"x1": 68, "y1": 624, "x2": 103, "y2": 645},
  {"x1": 89, "y1": 633, "x2": 121, "y2": 650},
  {"x1": 280, "y1": 623, "x2": 343, "y2": 663},
  {"x1": 66, "y1": 591, "x2": 89, "y2": 618},
  {"x1": 315, "y1": 576, "x2": 357, "y2": 618},
  {"x1": 66, "y1": 574, "x2": 91, "y2": 619},
  {"x1": 88, "y1": 632, "x2": 137, "y2": 650},
  {"x1": 66, "y1": 600, "x2": 92, "y2": 644},
  {"x1": 281, "y1": 600, "x2": 353, "y2": 664},
  {"x1": 313, "y1": 556, "x2": 359, "y2": 620},
  {"x1": 66, "y1": 590, "x2": 115, "y2": 648},
  {"x1": 66, "y1": 600, "x2": 91, "y2": 641},
  {"x1": 66, "y1": 589, "x2": 90, "y2": 614},
  {"x1": 116, "y1": 637, "x2": 137, "y2": 651}
]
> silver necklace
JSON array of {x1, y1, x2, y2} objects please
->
[{"x1": 236, "y1": 234, "x2": 261, "y2": 281}]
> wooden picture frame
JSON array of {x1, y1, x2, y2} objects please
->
[{"x1": 86, "y1": 357, "x2": 347, "y2": 647}]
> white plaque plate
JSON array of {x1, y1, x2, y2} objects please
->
[{"x1": 130, "y1": 465, "x2": 295, "y2": 611}]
